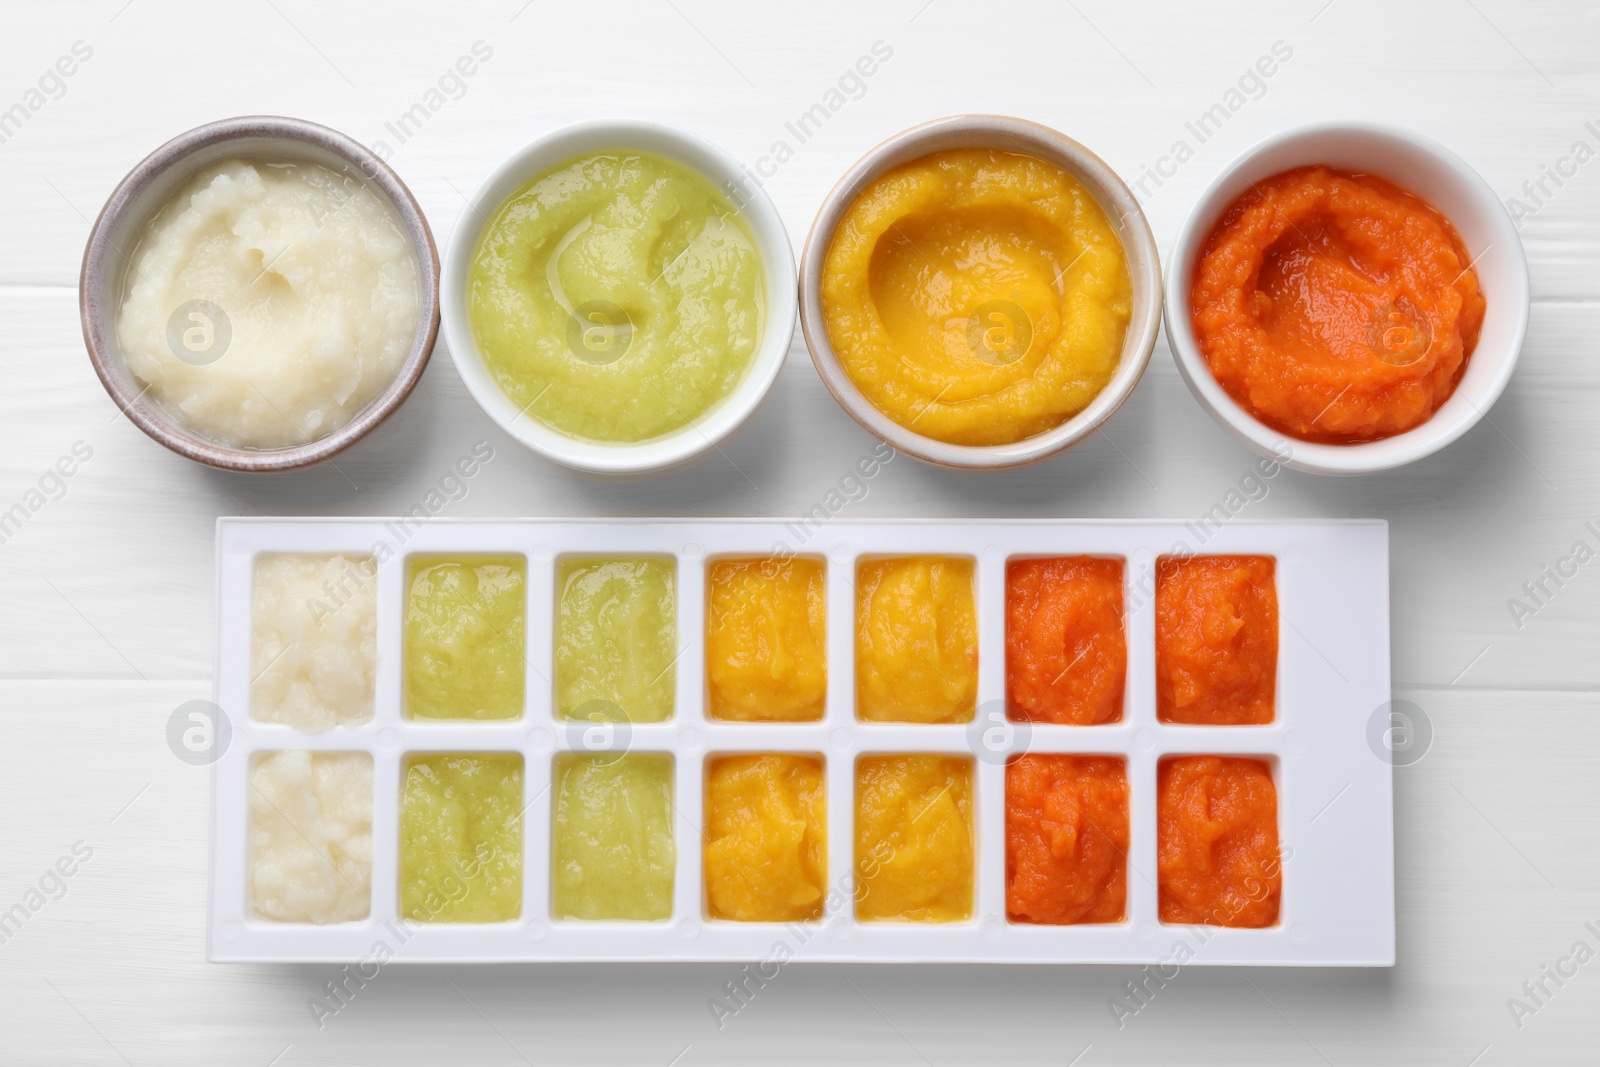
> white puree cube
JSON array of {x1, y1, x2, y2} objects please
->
[
  {"x1": 249, "y1": 750, "x2": 373, "y2": 924},
  {"x1": 251, "y1": 554, "x2": 376, "y2": 730}
]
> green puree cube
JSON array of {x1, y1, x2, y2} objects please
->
[
  {"x1": 555, "y1": 557, "x2": 676, "y2": 723},
  {"x1": 552, "y1": 753, "x2": 675, "y2": 921},
  {"x1": 404, "y1": 555, "x2": 526, "y2": 720},
  {"x1": 399, "y1": 753, "x2": 523, "y2": 923}
]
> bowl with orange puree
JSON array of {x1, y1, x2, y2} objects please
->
[
  {"x1": 801, "y1": 116, "x2": 1163, "y2": 470},
  {"x1": 1167, "y1": 122, "x2": 1529, "y2": 475}
]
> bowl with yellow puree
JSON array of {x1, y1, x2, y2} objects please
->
[
  {"x1": 444, "y1": 121, "x2": 796, "y2": 475},
  {"x1": 801, "y1": 116, "x2": 1162, "y2": 469}
]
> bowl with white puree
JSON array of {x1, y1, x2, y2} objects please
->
[{"x1": 81, "y1": 116, "x2": 440, "y2": 472}]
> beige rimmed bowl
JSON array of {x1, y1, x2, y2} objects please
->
[
  {"x1": 80, "y1": 116, "x2": 441, "y2": 473},
  {"x1": 798, "y1": 114, "x2": 1162, "y2": 470}
]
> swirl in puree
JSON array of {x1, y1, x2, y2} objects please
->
[{"x1": 821, "y1": 147, "x2": 1131, "y2": 445}]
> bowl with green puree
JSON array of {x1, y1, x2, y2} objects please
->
[{"x1": 443, "y1": 120, "x2": 796, "y2": 476}]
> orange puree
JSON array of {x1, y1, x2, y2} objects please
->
[
  {"x1": 1006, "y1": 557, "x2": 1125, "y2": 725},
  {"x1": 1006, "y1": 755, "x2": 1128, "y2": 924},
  {"x1": 1191, "y1": 165, "x2": 1485, "y2": 443},
  {"x1": 1157, "y1": 756, "x2": 1281, "y2": 927},
  {"x1": 706, "y1": 558, "x2": 827, "y2": 722},
  {"x1": 855, "y1": 755, "x2": 973, "y2": 922},
  {"x1": 821, "y1": 148, "x2": 1131, "y2": 445},
  {"x1": 704, "y1": 754, "x2": 827, "y2": 922},
  {"x1": 1156, "y1": 556, "x2": 1276, "y2": 725},
  {"x1": 856, "y1": 556, "x2": 977, "y2": 723}
]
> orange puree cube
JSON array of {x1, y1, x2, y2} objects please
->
[
  {"x1": 1005, "y1": 755, "x2": 1128, "y2": 924},
  {"x1": 855, "y1": 755, "x2": 973, "y2": 922},
  {"x1": 1157, "y1": 756, "x2": 1281, "y2": 927},
  {"x1": 706, "y1": 558, "x2": 827, "y2": 722},
  {"x1": 856, "y1": 556, "x2": 977, "y2": 723},
  {"x1": 704, "y1": 754, "x2": 827, "y2": 922},
  {"x1": 1155, "y1": 555, "x2": 1277, "y2": 724},
  {"x1": 1006, "y1": 557, "x2": 1125, "y2": 725}
]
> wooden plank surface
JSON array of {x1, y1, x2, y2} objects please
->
[{"x1": 2, "y1": 0, "x2": 1598, "y2": 1062}]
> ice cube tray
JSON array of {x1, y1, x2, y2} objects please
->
[{"x1": 208, "y1": 517, "x2": 1393, "y2": 965}]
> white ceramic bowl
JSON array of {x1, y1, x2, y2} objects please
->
[
  {"x1": 442, "y1": 120, "x2": 797, "y2": 476},
  {"x1": 1165, "y1": 121, "x2": 1530, "y2": 476},
  {"x1": 799, "y1": 115, "x2": 1163, "y2": 470}
]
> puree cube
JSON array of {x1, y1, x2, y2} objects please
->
[
  {"x1": 555, "y1": 557, "x2": 676, "y2": 723},
  {"x1": 1005, "y1": 556, "x2": 1126, "y2": 725},
  {"x1": 1155, "y1": 555, "x2": 1277, "y2": 725},
  {"x1": 855, "y1": 754, "x2": 973, "y2": 922},
  {"x1": 404, "y1": 555, "x2": 526, "y2": 721},
  {"x1": 704, "y1": 754, "x2": 826, "y2": 921},
  {"x1": 706, "y1": 557, "x2": 827, "y2": 722},
  {"x1": 552, "y1": 753, "x2": 675, "y2": 921},
  {"x1": 251, "y1": 554, "x2": 377, "y2": 730},
  {"x1": 855, "y1": 556, "x2": 977, "y2": 723},
  {"x1": 1157, "y1": 756, "x2": 1281, "y2": 927},
  {"x1": 249, "y1": 750, "x2": 372, "y2": 923},
  {"x1": 1006, "y1": 754, "x2": 1127, "y2": 924},
  {"x1": 399, "y1": 753, "x2": 524, "y2": 923}
]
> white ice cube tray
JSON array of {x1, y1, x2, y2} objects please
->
[{"x1": 209, "y1": 517, "x2": 1393, "y2": 965}]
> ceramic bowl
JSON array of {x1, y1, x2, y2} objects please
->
[
  {"x1": 80, "y1": 115, "x2": 440, "y2": 473},
  {"x1": 798, "y1": 114, "x2": 1163, "y2": 470},
  {"x1": 1164, "y1": 121, "x2": 1530, "y2": 475},
  {"x1": 441, "y1": 119, "x2": 797, "y2": 477}
]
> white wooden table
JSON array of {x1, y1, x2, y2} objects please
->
[{"x1": 3, "y1": 1, "x2": 1596, "y2": 1062}]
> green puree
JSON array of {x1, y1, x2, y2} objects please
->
[
  {"x1": 404, "y1": 555, "x2": 525, "y2": 720},
  {"x1": 552, "y1": 753, "x2": 675, "y2": 921},
  {"x1": 400, "y1": 753, "x2": 523, "y2": 923},
  {"x1": 467, "y1": 151, "x2": 765, "y2": 443},
  {"x1": 555, "y1": 556, "x2": 676, "y2": 723}
]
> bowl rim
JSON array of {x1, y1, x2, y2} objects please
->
[
  {"x1": 439, "y1": 118, "x2": 798, "y2": 477},
  {"x1": 1162, "y1": 119, "x2": 1531, "y2": 476},
  {"x1": 797, "y1": 113, "x2": 1163, "y2": 471},
  {"x1": 79, "y1": 114, "x2": 441, "y2": 473}
]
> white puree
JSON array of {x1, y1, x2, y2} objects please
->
[
  {"x1": 117, "y1": 159, "x2": 419, "y2": 450},
  {"x1": 250, "y1": 750, "x2": 372, "y2": 923},
  {"x1": 252, "y1": 554, "x2": 376, "y2": 730}
]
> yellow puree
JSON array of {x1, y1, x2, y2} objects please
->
[
  {"x1": 555, "y1": 557, "x2": 676, "y2": 723},
  {"x1": 552, "y1": 753, "x2": 675, "y2": 921},
  {"x1": 468, "y1": 151, "x2": 765, "y2": 443},
  {"x1": 705, "y1": 754, "x2": 827, "y2": 922},
  {"x1": 706, "y1": 558, "x2": 827, "y2": 721},
  {"x1": 856, "y1": 556, "x2": 977, "y2": 723},
  {"x1": 404, "y1": 556, "x2": 525, "y2": 721},
  {"x1": 399, "y1": 753, "x2": 523, "y2": 923},
  {"x1": 856, "y1": 755, "x2": 974, "y2": 922},
  {"x1": 821, "y1": 148, "x2": 1131, "y2": 445}
]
